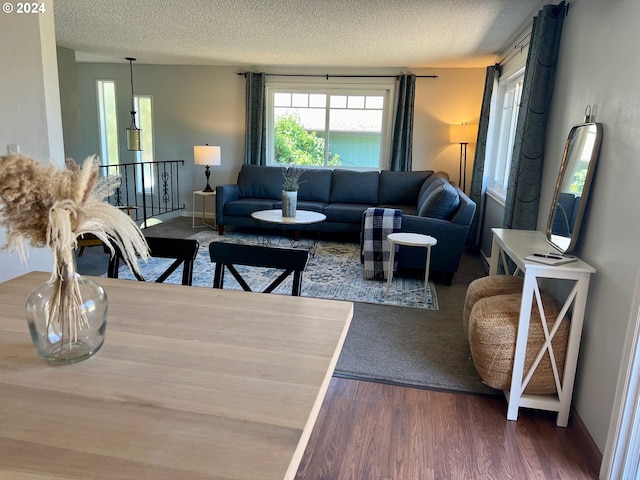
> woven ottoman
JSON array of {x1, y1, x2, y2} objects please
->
[
  {"x1": 463, "y1": 275, "x2": 524, "y2": 338},
  {"x1": 468, "y1": 292, "x2": 569, "y2": 394}
]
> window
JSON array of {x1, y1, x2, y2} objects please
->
[
  {"x1": 133, "y1": 94, "x2": 155, "y2": 192},
  {"x1": 96, "y1": 80, "x2": 119, "y2": 169},
  {"x1": 486, "y1": 69, "x2": 524, "y2": 202},
  {"x1": 266, "y1": 82, "x2": 393, "y2": 169}
]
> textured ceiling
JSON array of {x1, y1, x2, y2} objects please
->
[{"x1": 53, "y1": 0, "x2": 545, "y2": 68}]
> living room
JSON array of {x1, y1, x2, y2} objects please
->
[{"x1": 2, "y1": 0, "x2": 640, "y2": 478}]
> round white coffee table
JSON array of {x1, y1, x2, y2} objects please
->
[
  {"x1": 251, "y1": 209, "x2": 326, "y2": 225},
  {"x1": 386, "y1": 232, "x2": 438, "y2": 303},
  {"x1": 251, "y1": 209, "x2": 326, "y2": 253}
]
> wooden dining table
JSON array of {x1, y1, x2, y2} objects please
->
[{"x1": 0, "y1": 272, "x2": 353, "y2": 479}]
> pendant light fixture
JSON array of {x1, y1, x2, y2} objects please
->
[{"x1": 126, "y1": 57, "x2": 142, "y2": 151}]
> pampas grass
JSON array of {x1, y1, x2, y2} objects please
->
[{"x1": 0, "y1": 153, "x2": 150, "y2": 344}]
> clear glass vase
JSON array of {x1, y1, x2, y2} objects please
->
[{"x1": 25, "y1": 254, "x2": 108, "y2": 365}]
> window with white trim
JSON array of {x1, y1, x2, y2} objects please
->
[
  {"x1": 486, "y1": 69, "x2": 524, "y2": 202},
  {"x1": 97, "y1": 80, "x2": 119, "y2": 168},
  {"x1": 133, "y1": 94, "x2": 155, "y2": 192},
  {"x1": 266, "y1": 82, "x2": 394, "y2": 169}
]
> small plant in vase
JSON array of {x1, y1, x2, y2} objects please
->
[
  {"x1": 282, "y1": 165, "x2": 305, "y2": 192},
  {"x1": 0, "y1": 154, "x2": 150, "y2": 364},
  {"x1": 281, "y1": 165, "x2": 305, "y2": 217}
]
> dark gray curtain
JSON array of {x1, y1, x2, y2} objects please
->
[
  {"x1": 467, "y1": 64, "x2": 500, "y2": 249},
  {"x1": 244, "y1": 72, "x2": 266, "y2": 166},
  {"x1": 503, "y1": 2, "x2": 566, "y2": 230},
  {"x1": 389, "y1": 74, "x2": 416, "y2": 171}
]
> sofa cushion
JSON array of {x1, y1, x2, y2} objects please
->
[
  {"x1": 417, "y1": 171, "x2": 450, "y2": 208},
  {"x1": 237, "y1": 165, "x2": 283, "y2": 200},
  {"x1": 224, "y1": 198, "x2": 277, "y2": 216},
  {"x1": 323, "y1": 203, "x2": 372, "y2": 223},
  {"x1": 330, "y1": 170, "x2": 379, "y2": 204},
  {"x1": 378, "y1": 170, "x2": 433, "y2": 206},
  {"x1": 297, "y1": 168, "x2": 332, "y2": 202},
  {"x1": 379, "y1": 204, "x2": 419, "y2": 216},
  {"x1": 273, "y1": 200, "x2": 327, "y2": 213},
  {"x1": 417, "y1": 177, "x2": 460, "y2": 220},
  {"x1": 417, "y1": 171, "x2": 449, "y2": 210}
]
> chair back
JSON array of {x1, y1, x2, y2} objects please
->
[
  {"x1": 106, "y1": 237, "x2": 200, "y2": 286},
  {"x1": 209, "y1": 242, "x2": 309, "y2": 296}
]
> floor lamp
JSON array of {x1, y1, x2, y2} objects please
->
[{"x1": 450, "y1": 124, "x2": 478, "y2": 192}]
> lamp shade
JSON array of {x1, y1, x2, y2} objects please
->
[
  {"x1": 194, "y1": 145, "x2": 221, "y2": 166},
  {"x1": 450, "y1": 124, "x2": 478, "y2": 144},
  {"x1": 127, "y1": 128, "x2": 141, "y2": 151}
]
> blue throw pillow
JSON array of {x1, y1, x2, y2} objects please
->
[
  {"x1": 417, "y1": 172, "x2": 449, "y2": 209},
  {"x1": 418, "y1": 178, "x2": 460, "y2": 219}
]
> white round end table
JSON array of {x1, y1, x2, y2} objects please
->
[
  {"x1": 192, "y1": 190, "x2": 217, "y2": 229},
  {"x1": 386, "y1": 232, "x2": 438, "y2": 303}
]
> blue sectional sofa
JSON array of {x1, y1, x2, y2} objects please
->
[{"x1": 216, "y1": 164, "x2": 476, "y2": 284}]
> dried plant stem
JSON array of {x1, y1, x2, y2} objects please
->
[{"x1": 48, "y1": 250, "x2": 89, "y2": 350}]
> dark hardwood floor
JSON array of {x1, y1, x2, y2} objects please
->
[{"x1": 296, "y1": 377, "x2": 601, "y2": 479}]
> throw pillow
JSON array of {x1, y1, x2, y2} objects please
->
[
  {"x1": 418, "y1": 179, "x2": 460, "y2": 219},
  {"x1": 416, "y1": 171, "x2": 451, "y2": 209}
]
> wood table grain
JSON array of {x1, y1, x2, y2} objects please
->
[{"x1": 0, "y1": 272, "x2": 353, "y2": 479}]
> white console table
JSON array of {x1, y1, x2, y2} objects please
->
[{"x1": 489, "y1": 228, "x2": 595, "y2": 427}]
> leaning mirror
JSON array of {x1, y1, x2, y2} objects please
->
[{"x1": 546, "y1": 122, "x2": 603, "y2": 253}]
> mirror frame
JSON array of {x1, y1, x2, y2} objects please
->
[{"x1": 546, "y1": 122, "x2": 603, "y2": 253}]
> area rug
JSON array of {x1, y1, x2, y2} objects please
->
[
  {"x1": 118, "y1": 230, "x2": 438, "y2": 310},
  {"x1": 334, "y1": 302, "x2": 500, "y2": 396}
]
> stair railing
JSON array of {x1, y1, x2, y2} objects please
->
[{"x1": 99, "y1": 160, "x2": 184, "y2": 227}]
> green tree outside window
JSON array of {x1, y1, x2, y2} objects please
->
[{"x1": 274, "y1": 113, "x2": 341, "y2": 166}]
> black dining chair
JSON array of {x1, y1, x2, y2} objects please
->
[
  {"x1": 105, "y1": 237, "x2": 200, "y2": 286},
  {"x1": 209, "y1": 242, "x2": 310, "y2": 296}
]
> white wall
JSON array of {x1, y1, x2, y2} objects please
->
[
  {"x1": 412, "y1": 67, "x2": 486, "y2": 185},
  {"x1": 67, "y1": 63, "x2": 247, "y2": 208},
  {"x1": 0, "y1": 1, "x2": 64, "y2": 282},
  {"x1": 57, "y1": 46, "x2": 81, "y2": 157},
  {"x1": 538, "y1": 0, "x2": 640, "y2": 451}
]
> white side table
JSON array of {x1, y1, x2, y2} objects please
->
[
  {"x1": 489, "y1": 228, "x2": 595, "y2": 426},
  {"x1": 386, "y1": 232, "x2": 437, "y2": 303},
  {"x1": 192, "y1": 191, "x2": 216, "y2": 229}
]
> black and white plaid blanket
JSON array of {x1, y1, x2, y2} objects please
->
[{"x1": 362, "y1": 207, "x2": 402, "y2": 280}]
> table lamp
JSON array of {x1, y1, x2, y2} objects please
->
[
  {"x1": 450, "y1": 123, "x2": 478, "y2": 192},
  {"x1": 194, "y1": 145, "x2": 221, "y2": 192}
]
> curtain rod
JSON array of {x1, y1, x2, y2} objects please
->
[
  {"x1": 498, "y1": 32, "x2": 531, "y2": 66},
  {"x1": 237, "y1": 73, "x2": 438, "y2": 79},
  {"x1": 498, "y1": 2, "x2": 569, "y2": 66}
]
